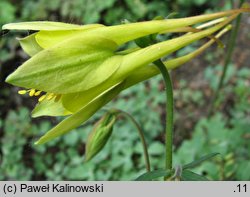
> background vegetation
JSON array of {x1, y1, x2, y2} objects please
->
[{"x1": 0, "y1": 0, "x2": 249, "y2": 180}]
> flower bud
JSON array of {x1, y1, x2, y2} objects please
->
[{"x1": 85, "y1": 111, "x2": 117, "y2": 162}]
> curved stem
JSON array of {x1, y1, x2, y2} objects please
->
[
  {"x1": 154, "y1": 60, "x2": 174, "y2": 175},
  {"x1": 209, "y1": 0, "x2": 245, "y2": 115},
  {"x1": 113, "y1": 109, "x2": 151, "y2": 172},
  {"x1": 230, "y1": 0, "x2": 234, "y2": 8}
]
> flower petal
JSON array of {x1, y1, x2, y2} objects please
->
[
  {"x1": 32, "y1": 99, "x2": 72, "y2": 117},
  {"x1": 6, "y1": 35, "x2": 121, "y2": 94},
  {"x1": 125, "y1": 25, "x2": 232, "y2": 88},
  {"x1": 35, "y1": 24, "x2": 104, "y2": 49},
  {"x1": 35, "y1": 30, "x2": 86, "y2": 49},
  {"x1": 33, "y1": 25, "x2": 231, "y2": 117},
  {"x1": 35, "y1": 82, "x2": 125, "y2": 145},
  {"x1": 120, "y1": 13, "x2": 238, "y2": 75},
  {"x1": 2, "y1": 21, "x2": 102, "y2": 31},
  {"x1": 60, "y1": 20, "x2": 234, "y2": 112},
  {"x1": 62, "y1": 81, "x2": 122, "y2": 113},
  {"x1": 17, "y1": 33, "x2": 43, "y2": 56},
  {"x1": 92, "y1": 9, "x2": 247, "y2": 45}
]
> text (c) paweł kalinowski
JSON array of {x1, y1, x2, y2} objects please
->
[{"x1": 20, "y1": 184, "x2": 104, "y2": 193}]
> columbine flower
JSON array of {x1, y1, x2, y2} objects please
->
[{"x1": 3, "y1": 8, "x2": 249, "y2": 144}]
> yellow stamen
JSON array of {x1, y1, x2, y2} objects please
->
[
  {"x1": 54, "y1": 94, "x2": 61, "y2": 102},
  {"x1": 29, "y1": 89, "x2": 36, "y2": 96},
  {"x1": 18, "y1": 90, "x2": 27, "y2": 95},
  {"x1": 38, "y1": 95, "x2": 46, "y2": 102},
  {"x1": 34, "y1": 90, "x2": 42, "y2": 96},
  {"x1": 46, "y1": 93, "x2": 55, "y2": 100}
]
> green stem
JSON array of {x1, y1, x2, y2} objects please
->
[
  {"x1": 154, "y1": 60, "x2": 174, "y2": 174},
  {"x1": 113, "y1": 109, "x2": 151, "y2": 172},
  {"x1": 209, "y1": 0, "x2": 245, "y2": 115},
  {"x1": 230, "y1": 0, "x2": 234, "y2": 8}
]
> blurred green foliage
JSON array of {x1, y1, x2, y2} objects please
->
[
  {"x1": 1, "y1": 0, "x2": 249, "y2": 180},
  {"x1": 175, "y1": 65, "x2": 250, "y2": 180},
  {"x1": 0, "y1": 0, "x2": 220, "y2": 26}
]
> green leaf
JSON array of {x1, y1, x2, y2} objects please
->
[
  {"x1": 0, "y1": 1, "x2": 16, "y2": 26},
  {"x1": 181, "y1": 170, "x2": 209, "y2": 181},
  {"x1": 17, "y1": 33, "x2": 43, "y2": 56},
  {"x1": 135, "y1": 169, "x2": 172, "y2": 181},
  {"x1": 6, "y1": 35, "x2": 120, "y2": 94},
  {"x1": 183, "y1": 153, "x2": 220, "y2": 170},
  {"x1": 148, "y1": 142, "x2": 165, "y2": 155},
  {"x1": 35, "y1": 82, "x2": 124, "y2": 145},
  {"x1": 236, "y1": 161, "x2": 250, "y2": 180}
]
